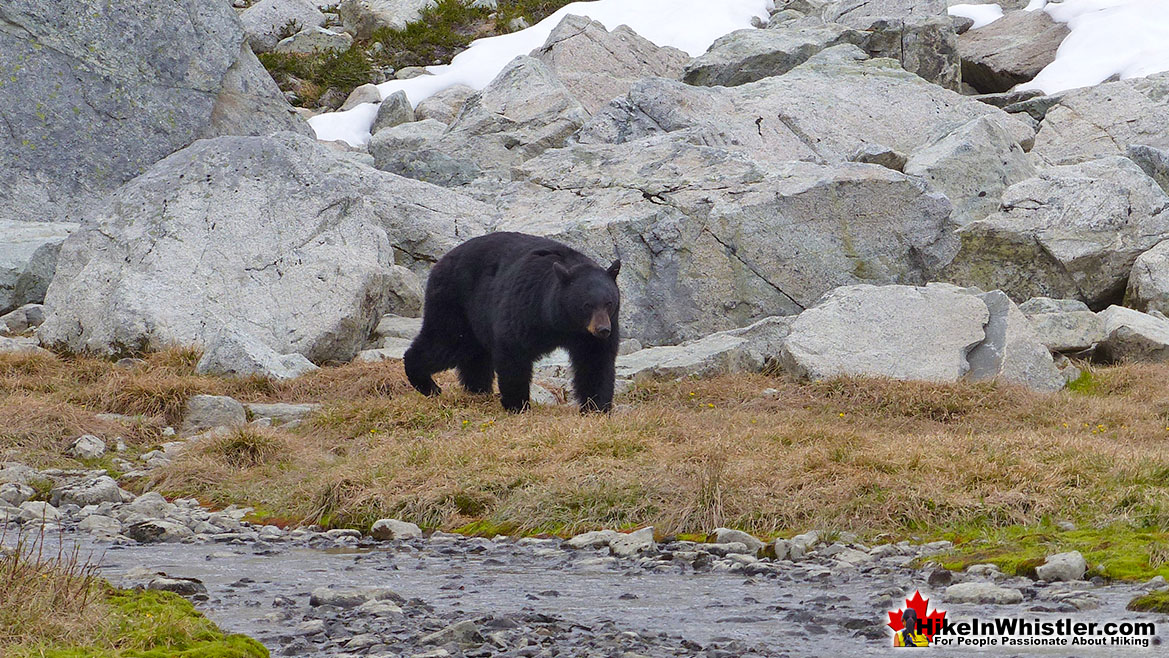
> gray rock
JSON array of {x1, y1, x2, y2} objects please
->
[
  {"x1": 903, "y1": 115, "x2": 1036, "y2": 227},
  {"x1": 0, "y1": 482, "x2": 34, "y2": 507},
  {"x1": 0, "y1": 304, "x2": 45, "y2": 333},
  {"x1": 944, "y1": 582, "x2": 1024, "y2": 604},
  {"x1": 1127, "y1": 145, "x2": 1169, "y2": 195},
  {"x1": 771, "y1": 538, "x2": 791, "y2": 561},
  {"x1": 310, "y1": 586, "x2": 401, "y2": 608},
  {"x1": 18, "y1": 500, "x2": 61, "y2": 523},
  {"x1": 0, "y1": 221, "x2": 76, "y2": 314},
  {"x1": 504, "y1": 139, "x2": 957, "y2": 345},
  {"x1": 946, "y1": 157, "x2": 1169, "y2": 307},
  {"x1": 966, "y1": 291, "x2": 1063, "y2": 392},
  {"x1": 614, "y1": 317, "x2": 791, "y2": 380},
  {"x1": 356, "y1": 598, "x2": 404, "y2": 616},
  {"x1": 148, "y1": 575, "x2": 208, "y2": 596},
  {"x1": 339, "y1": 0, "x2": 436, "y2": 39},
  {"x1": 420, "y1": 620, "x2": 483, "y2": 647},
  {"x1": 244, "y1": 403, "x2": 321, "y2": 424},
  {"x1": 779, "y1": 284, "x2": 989, "y2": 382},
  {"x1": 972, "y1": 88, "x2": 1045, "y2": 109},
  {"x1": 241, "y1": 0, "x2": 326, "y2": 53},
  {"x1": 181, "y1": 395, "x2": 247, "y2": 435},
  {"x1": 0, "y1": 0, "x2": 310, "y2": 226},
  {"x1": 609, "y1": 527, "x2": 655, "y2": 558},
  {"x1": 684, "y1": 21, "x2": 867, "y2": 87},
  {"x1": 77, "y1": 514, "x2": 122, "y2": 538},
  {"x1": 341, "y1": 83, "x2": 383, "y2": 112},
  {"x1": 567, "y1": 529, "x2": 620, "y2": 549},
  {"x1": 374, "y1": 56, "x2": 588, "y2": 186},
  {"x1": 414, "y1": 84, "x2": 475, "y2": 124},
  {"x1": 49, "y1": 476, "x2": 126, "y2": 507},
  {"x1": 1035, "y1": 551, "x2": 1087, "y2": 582},
  {"x1": 711, "y1": 528, "x2": 764, "y2": 554},
  {"x1": 1031, "y1": 73, "x2": 1169, "y2": 166},
  {"x1": 532, "y1": 14, "x2": 688, "y2": 115},
  {"x1": 123, "y1": 492, "x2": 176, "y2": 520},
  {"x1": 369, "y1": 120, "x2": 477, "y2": 187},
  {"x1": 822, "y1": 0, "x2": 959, "y2": 89},
  {"x1": 0, "y1": 462, "x2": 39, "y2": 485},
  {"x1": 274, "y1": 26, "x2": 354, "y2": 54},
  {"x1": 374, "y1": 314, "x2": 423, "y2": 340},
  {"x1": 1021, "y1": 299, "x2": 1105, "y2": 353},
  {"x1": 0, "y1": 336, "x2": 45, "y2": 355},
  {"x1": 848, "y1": 144, "x2": 907, "y2": 171},
  {"x1": 579, "y1": 46, "x2": 1033, "y2": 167},
  {"x1": 370, "y1": 518, "x2": 423, "y2": 540},
  {"x1": 356, "y1": 341, "x2": 411, "y2": 361},
  {"x1": 39, "y1": 133, "x2": 489, "y2": 361},
  {"x1": 958, "y1": 9, "x2": 1069, "y2": 93},
  {"x1": 1127, "y1": 240, "x2": 1169, "y2": 316},
  {"x1": 371, "y1": 91, "x2": 416, "y2": 135},
  {"x1": 1097, "y1": 306, "x2": 1169, "y2": 363},
  {"x1": 789, "y1": 530, "x2": 819, "y2": 560},
  {"x1": 125, "y1": 519, "x2": 195, "y2": 543},
  {"x1": 70, "y1": 435, "x2": 106, "y2": 460},
  {"x1": 195, "y1": 329, "x2": 320, "y2": 380}
]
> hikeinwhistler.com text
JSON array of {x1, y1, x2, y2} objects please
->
[{"x1": 925, "y1": 617, "x2": 1159, "y2": 649}]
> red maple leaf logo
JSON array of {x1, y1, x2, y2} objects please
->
[{"x1": 888, "y1": 590, "x2": 947, "y2": 641}]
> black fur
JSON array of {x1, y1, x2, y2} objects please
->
[{"x1": 404, "y1": 232, "x2": 621, "y2": 413}]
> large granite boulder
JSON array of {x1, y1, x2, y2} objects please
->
[
  {"x1": 501, "y1": 136, "x2": 957, "y2": 344},
  {"x1": 1, "y1": 221, "x2": 77, "y2": 314},
  {"x1": 1127, "y1": 241, "x2": 1169, "y2": 316},
  {"x1": 0, "y1": 0, "x2": 310, "y2": 225},
  {"x1": 532, "y1": 14, "x2": 688, "y2": 115},
  {"x1": 614, "y1": 317, "x2": 792, "y2": 381},
  {"x1": 39, "y1": 133, "x2": 491, "y2": 362},
  {"x1": 1097, "y1": 306, "x2": 1169, "y2": 364},
  {"x1": 966, "y1": 290, "x2": 1063, "y2": 392},
  {"x1": 958, "y1": 9, "x2": 1068, "y2": 93},
  {"x1": 1019, "y1": 298, "x2": 1105, "y2": 354},
  {"x1": 1030, "y1": 73, "x2": 1169, "y2": 166},
  {"x1": 946, "y1": 157, "x2": 1169, "y2": 308},
  {"x1": 580, "y1": 46, "x2": 1033, "y2": 169}
]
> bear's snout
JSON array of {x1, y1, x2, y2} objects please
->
[{"x1": 588, "y1": 309, "x2": 611, "y2": 338}]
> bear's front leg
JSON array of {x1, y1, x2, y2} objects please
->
[
  {"x1": 494, "y1": 349, "x2": 533, "y2": 413},
  {"x1": 568, "y1": 340, "x2": 617, "y2": 413}
]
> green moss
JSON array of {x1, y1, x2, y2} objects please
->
[
  {"x1": 932, "y1": 523, "x2": 1169, "y2": 582},
  {"x1": 1127, "y1": 590, "x2": 1169, "y2": 613},
  {"x1": 1067, "y1": 369, "x2": 1101, "y2": 395},
  {"x1": 10, "y1": 588, "x2": 267, "y2": 658}
]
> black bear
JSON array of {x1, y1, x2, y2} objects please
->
[{"x1": 404, "y1": 232, "x2": 621, "y2": 413}]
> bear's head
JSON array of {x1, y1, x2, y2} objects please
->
[{"x1": 553, "y1": 260, "x2": 621, "y2": 339}]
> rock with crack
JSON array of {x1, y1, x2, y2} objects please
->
[
  {"x1": 903, "y1": 115, "x2": 1035, "y2": 227},
  {"x1": 0, "y1": 0, "x2": 310, "y2": 225},
  {"x1": 0, "y1": 221, "x2": 78, "y2": 314},
  {"x1": 614, "y1": 317, "x2": 792, "y2": 380},
  {"x1": 501, "y1": 136, "x2": 957, "y2": 345},
  {"x1": 531, "y1": 14, "x2": 688, "y2": 115},
  {"x1": 821, "y1": 0, "x2": 960, "y2": 89},
  {"x1": 580, "y1": 46, "x2": 1033, "y2": 169},
  {"x1": 958, "y1": 9, "x2": 1068, "y2": 93},
  {"x1": 1030, "y1": 73, "x2": 1169, "y2": 166},
  {"x1": 38, "y1": 133, "x2": 490, "y2": 361},
  {"x1": 945, "y1": 157, "x2": 1169, "y2": 308},
  {"x1": 683, "y1": 18, "x2": 867, "y2": 87},
  {"x1": 372, "y1": 56, "x2": 588, "y2": 186},
  {"x1": 1097, "y1": 305, "x2": 1169, "y2": 364},
  {"x1": 778, "y1": 284, "x2": 989, "y2": 383}
]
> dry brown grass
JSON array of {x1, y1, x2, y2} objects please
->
[
  {"x1": 0, "y1": 526, "x2": 107, "y2": 650},
  {"x1": 6, "y1": 347, "x2": 1169, "y2": 538}
]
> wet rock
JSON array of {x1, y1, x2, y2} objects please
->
[
  {"x1": 125, "y1": 519, "x2": 195, "y2": 543},
  {"x1": 532, "y1": 14, "x2": 688, "y2": 115},
  {"x1": 310, "y1": 585, "x2": 400, "y2": 608},
  {"x1": 958, "y1": 9, "x2": 1068, "y2": 93},
  {"x1": 148, "y1": 575, "x2": 208, "y2": 596},
  {"x1": 1031, "y1": 73, "x2": 1169, "y2": 166},
  {"x1": 1097, "y1": 306, "x2": 1169, "y2": 363},
  {"x1": 419, "y1": 619, "x2": 483, "y2": 647},
  {"x1": 944, "y1": 582, "x2": 1024, "y2": 604},
  {"x1": 69, "y1": 435, "x2": 106, "y2": 460},
  {"x1": 371, "y1": 518, "x2": 423, "y2": 540},
  {"x1": 241, "y1": 0, "x2": 326, "y2": 53},
  {"x1": 181, "y1": 395, "x2": 247, "y2": 435},
  {"x1": 610, "y1": 527, "x2": 655, "y2": 558},
  {"x1": 1020, "y1": 298, "x2": 1105, "y2": 353},
  {"x1": 946, "y1": 157, "x2": 1169, "y2": 307},
  {"x1": 928, "y1": 569, "x2": 953, "y2": 587},
  {"x1": 357, "y1": 598, "x2": 404, "y2": 616},
  {"x1": 614, "y1": 317, "x2": 792, "y2": 381},
  {"x1": 965, "y1": 291, "x2": 1063, "y2": 392},
  {"x1": 1035, "y1": 551, "x2": 1087, "y2": 583}
]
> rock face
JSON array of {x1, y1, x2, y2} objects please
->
[
  {"x1": 0, "y1": 221, "x2": 77, "y2": 314},
  {"x1": 1126, "y1": 241, "x2": 1169, "y2": 316},
  {"x1": 1097, "y1": 306, "x2": 1169, "y2": 363},
  {"x1": 958, "y1": 9, "x2": 1069, "y2": 93},
  {"x1": 339, "y1": 0, "x2": 435, "y2": 39},
  {"x1": 0, "y1": 0, "x2": 310, "y2": 225},
  {"x1": 240, "y1": 0, "x2": 326, "y2": 53},
  {"x1": 947, "y1": 157, "x2": 1169, "y2": 308},
  {"x1": 779, "y1": 284, "x2": 989, "y2": 383},
  {"x1": 532, "y1": 14, "x2": 688, "y2": 115},
  {"x1": 502, "y1": 138, "x2": 957, "y2": 345},
  {"x1": 614, "y1": 317, "x2": 791, "y2": 380},
  {"x1": 683, "y1": 20, "x2": 865, "y2": 87},
  {"x1": 1030, "y1": 73, "x2": 1169, "y2": 166},
  {"x1": 39, "y1": 133, "x2": 490, "y2": 362}
]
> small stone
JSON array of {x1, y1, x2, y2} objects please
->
[
  {"x1": 370, "y1": 518, "x2": 422, "y2": 540},
  {"x1": 928, "y1": 569, "x2": 954, "y2": 587},
  {"x1": 711, "y1": 528, "x2": 764, "y2": 554},
  {"x1": 148, "y1": 575, "x2": 208, "y2": 596},
  {"x1": 69, "y1": 434, "x2": 106, "y2": 459},
  {"x1": 609, "y1": 527, "x2": 655, "y2": 558},
  {"x1": 0, "y1": 482, "x2": 34, "y2": 507},
  {"x1": 1035, "y1": 551, "x2": 1087, "y2": 582},
  {"x1": 420, "y1": 619, "x2": 483, "y2": 647},
  {"x1": 371, "y1": 90, "x2": 416, "y2": 135},
  {"x1": 124, "y1": 519, "x2": 194, "y2": 543},
  {"x1": 181, "y1": 395, "x2": 246, "y2": 435}
]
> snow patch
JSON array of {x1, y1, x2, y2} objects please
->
[{"x1": 308, "y1": 0, "x2": 772, "y2": 146}]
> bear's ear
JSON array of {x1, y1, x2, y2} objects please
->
[
  {"x1": 553, "y1": 262, "x2": 572, "y2": 282},
  {"x1": 606, "y1": 260, "x2": 621, "y2": 280}
]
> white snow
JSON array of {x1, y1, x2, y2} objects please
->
[
  {"x1": 947, "y1": 3, "x2": 1004, "y2": 30},
  {"x1": 308, "y1": 0, "x2": 772, "y2": 146},
  {"x1": 1019, "y1": 0, "x2": 1169, "y2": 94}
]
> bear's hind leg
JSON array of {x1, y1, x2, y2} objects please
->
[
  {"x1": 457, "y1": 348, "x2": 494, "y2": 395},
  {"x1": 403, "y1": 334, "x2": 457, "y2": 397}
]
